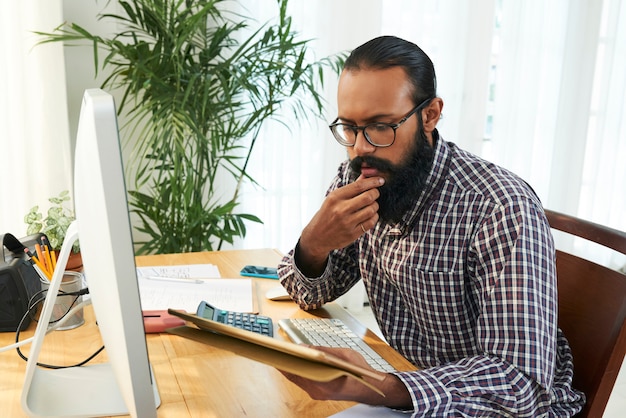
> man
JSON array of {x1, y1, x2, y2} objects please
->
[{"x1": 277, "y1": 36, "x2": 585, "y2": 416}]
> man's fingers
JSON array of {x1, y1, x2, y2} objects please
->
[{"x1": 342, "y1": 176, "x2": 385, "y2": 198}]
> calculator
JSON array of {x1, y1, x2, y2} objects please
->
[{"x1": 196, "y1": 300, "x2": 273, "y2": 337}]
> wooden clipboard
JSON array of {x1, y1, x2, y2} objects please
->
[{"x1": 167, "y1": 309, "x2": 385, "y2": 394}]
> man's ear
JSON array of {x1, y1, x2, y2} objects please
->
[{"x1": 422, "y1": 97, "x2": 443, "y2": 133}]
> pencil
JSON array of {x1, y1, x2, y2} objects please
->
[
  {"x1": 32, "y1": 263, "x2": 51, "y2": 282},
  {"x1": 31, "y1": 255, "x2": 51, "y2": 280},
  {"x1": 50, "y1": 249, "x2": 57, "y2": 270},
  {"x1": 40, "y1": 236, "x2": 56, "y2": 271},
  {"x1": 35, "y1": 243, "x2": 47, "y2": 272},
  {"x1": 43, "y1": 246, "x2": 54, "y2": 275}
]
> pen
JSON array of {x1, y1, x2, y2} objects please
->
[{"x1": 145, "y1": 276, "x2": 206, "y2": 284}]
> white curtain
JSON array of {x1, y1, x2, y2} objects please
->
[
  {"x1": 0, "y1": 1, "x2": 72, "y2": 238},
  {"x1": 2, "y1": 0, "x2": 623, "y2": 271},
  {"x1": 484, "y1": 0, "x2": 626, "y2": 269},
  {"x1": 234, "y1": 0, "x2": 626, "y2": 271}
]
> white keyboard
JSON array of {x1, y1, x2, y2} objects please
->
[{"x1": 278, "y1": 318, "x2": 395, "y2": 372}]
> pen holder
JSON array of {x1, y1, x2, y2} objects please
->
[{"x1": 40, "y1": 271, "x2": 85, "y2": 330}]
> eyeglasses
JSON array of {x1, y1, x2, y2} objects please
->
[{"x1": 329, "y1": 98, "x2": 432, "y2": 148}]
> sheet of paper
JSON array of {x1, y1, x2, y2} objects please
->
[
  {"x1": 138, "y1": 277, "x2": 254, "y2": 313},
  {"x1": 137, "y1": 263, "x2": 221, "y2": 279}
]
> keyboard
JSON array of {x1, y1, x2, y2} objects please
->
[{"x1": 278, "y1": 318, "x2": 395, "y2": 372}]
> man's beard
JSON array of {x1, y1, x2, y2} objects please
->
[{"x1": 348, "y1": 130, "x2": 435, "y2": 224}]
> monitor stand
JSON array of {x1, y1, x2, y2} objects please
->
[{"x1": 20, "y1": 222, "x2": 160, "y2": 417}]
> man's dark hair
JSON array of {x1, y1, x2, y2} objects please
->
[{"x1": 343, "y1": 36, "x2": 437, "y2": 105}]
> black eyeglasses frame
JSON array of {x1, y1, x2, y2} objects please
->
[{"x1": 329, "y1": 97, "x2": 433, "y2": 148}]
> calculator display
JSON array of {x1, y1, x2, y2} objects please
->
[{"x1": 199, "y1": 304, "x2": 215, "y2": 319}]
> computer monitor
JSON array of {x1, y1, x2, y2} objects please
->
[{"x1": 21, "y1": 89, "x2": 160, "y2": 417}]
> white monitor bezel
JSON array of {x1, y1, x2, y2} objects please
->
[{"x1": 21, "y1": 89, "x2": 160, "y2": 417}]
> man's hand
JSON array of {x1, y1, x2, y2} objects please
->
[
  {"x1": 296, "y1": 176, "x2": 384, "y2": 276},
  {"x1": 279, "y1": 346, "x2": 411, "y2": 409}
]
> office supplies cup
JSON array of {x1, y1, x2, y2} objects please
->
[{"x1": 41, "y1": 271, "x2": 85, "y2": 330}]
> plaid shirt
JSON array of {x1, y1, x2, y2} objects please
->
[{"x1": 278, "y1": 135, "x2": 585, "y2": 417}]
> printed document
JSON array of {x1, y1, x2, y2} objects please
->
[{"x1": 137, "y1": 264, "x2": 254, "y2": 313}]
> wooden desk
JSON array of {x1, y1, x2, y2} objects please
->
[{"x1": 0, "y1": 249, "x2": 415, "y2": 417}]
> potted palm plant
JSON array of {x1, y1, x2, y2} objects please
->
[{"x1": 37, "y1": 0, "x2": 344, "y2": 254}]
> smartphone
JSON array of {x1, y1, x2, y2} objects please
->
[{"x1": 240, "y1": 265, "x2": 279, "y2": 279}]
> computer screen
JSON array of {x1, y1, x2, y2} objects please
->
[{"x1": 21, "y1": 89, "x2": 160, "y2": 417}]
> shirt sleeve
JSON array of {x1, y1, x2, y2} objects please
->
[
  {"x1": 394, "y1": 200, "x2": 564, "y2": 417},
  {"x1": 277, "y1": 242, "x2": 362, "y2": 310},
  {"x1": 277, "y1": 161, "x2": 363, "y2": 310}
]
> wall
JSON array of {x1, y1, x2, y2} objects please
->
[{"x1": 61, "y1": 0, "x2": 119, "y2": 158}]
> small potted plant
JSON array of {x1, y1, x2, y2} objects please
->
[{"x1": 24, "y1": 190, "x2": 82, "y2": 271}]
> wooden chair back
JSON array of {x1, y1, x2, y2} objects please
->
[{"x1": 545, "y1": 209, "x2": 626, "y2": 418}]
